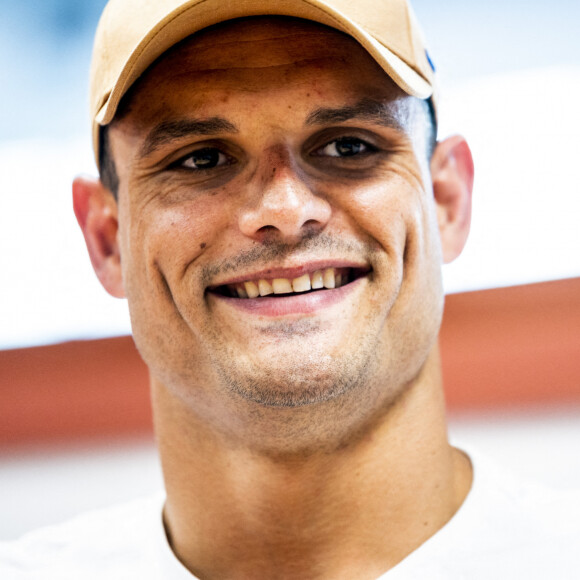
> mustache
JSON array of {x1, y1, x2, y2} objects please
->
[{"x1": 201, "y1": 232, "x2": 377, "y2": 286}]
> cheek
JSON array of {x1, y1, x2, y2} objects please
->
[
  {"x1": 338, "y1": 173, "x2": 422, "y2": 258},
  {"x1": 384, "y1": 183, "x2": 444, "y2": 349},
  {"x1": 148, "y1": 207, "x2": 212, "y2": 269},
  {"x1": 117, "y1": 194, "x2": 232, "y2": 386},
  {"x1": 119, "y1": 192, "x2": 229, "y2": 302},
  {"x1": 342, "y1": 171, "x2": 443, "y2": 304},
  {"x1": 357, "y1": 175, "x2": 443, "y2": 380}
]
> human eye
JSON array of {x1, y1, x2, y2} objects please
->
[
  {"x1": 178, "y1": 147, "x2": 232, "y2": 170},
  {"x1": 314, "y1": 137, "x2": 376, "y2": 158}
]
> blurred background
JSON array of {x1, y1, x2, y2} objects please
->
[{"x1": 1, "y1": 0, "x2": 579, "y2": 540}]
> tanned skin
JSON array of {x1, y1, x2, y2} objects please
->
[{"x1": 74, "y1": 17, "x2": 474, "y2": 580}]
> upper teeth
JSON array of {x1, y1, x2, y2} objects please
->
[{"x1": 231, "y1": 268, "x2": 346, "y2": 298}]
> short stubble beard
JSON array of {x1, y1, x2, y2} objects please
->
[
  {"x1": 201, "y1": 235, "x2": 387, "y2": 408},
  {"x1": 207, "y1": 314, "x2": 384, "y2": 409}
]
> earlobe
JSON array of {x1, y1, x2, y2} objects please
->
[
  {"x1": 430, "y1": 135, "x2": 474, "y2": 264},
  {"x1": 72, "y1": 176, "x2": 125, "y2": 298}
]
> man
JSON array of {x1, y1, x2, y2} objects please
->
[{"x1": 2, "y1": 0, "x2": 579, "y2": 578}]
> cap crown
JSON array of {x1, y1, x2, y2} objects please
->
[{"x1": 90, "y1": 0, "x2": 435, "y2": 161}]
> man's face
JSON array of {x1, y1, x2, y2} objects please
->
[{"x1": 107, "y1": 17, "x2": 445, "y2": 413}]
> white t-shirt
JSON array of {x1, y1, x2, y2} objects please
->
[{"x1": 2, "y1": 449, "x2": 579, "y2": 579}]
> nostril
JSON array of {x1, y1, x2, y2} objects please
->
[
  {"x1": 257, "y1": 225, "x2": 278, "y2": 234},
  {"x1": 303, "y1": 219, "x2": 327, "y2": 235}
]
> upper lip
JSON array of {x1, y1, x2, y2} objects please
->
[{"x1": 206, "y1": 260, "x2": 371, "y2": 289}]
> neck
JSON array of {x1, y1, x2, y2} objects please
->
[{"x1": 152, "y1": 349, "x2": 472, "y2": 580}]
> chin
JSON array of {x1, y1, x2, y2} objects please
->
[{"x1": 211, "y1": 345, "x2": 377, "y2": 408}]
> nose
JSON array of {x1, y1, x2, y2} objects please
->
[{"x1": 238, "y1": 148, "x2": 331, "y2": 242}]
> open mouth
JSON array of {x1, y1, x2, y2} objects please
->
[{"x1": 209, "y1": 267, "x2": 370, "y2": 299}]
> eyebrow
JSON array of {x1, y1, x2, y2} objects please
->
[
  {"x1": 305, "y1": 98, "x2": 405, "y2": 132},
  {"x1": 138, "y1": 99, "x2": 404, "y2": 158},
  {"x1": 139, "y1": 117, "x2": 238, "y2": 158}
]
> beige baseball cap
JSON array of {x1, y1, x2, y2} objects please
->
[{"x1": 90, "y1": 0, "x2": 437, "y2": 164}]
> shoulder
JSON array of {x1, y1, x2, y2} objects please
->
[
  {"x1": 447, "y1": 448, "x2": 580, "y2": 573},
  {"x1": 388, "y1": 448, "x2": 580, "y2": 579},
  {"x1": 0, "y1": 493, "x2": 165, "y2": 580},
  {"x1": 469, "y1": 448, "x2": 580, "y2": 532}
]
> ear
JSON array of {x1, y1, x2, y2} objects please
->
[
  {"x1": 430, "y1": 135, "x2": 474, "y2": 264},
  {"x1": 72, "y1": 176, "x2": 125, "y2": 298}
]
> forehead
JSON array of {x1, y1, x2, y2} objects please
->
[
  {"x1": 114, "y1": 17, "x2": 411, "y2": 127},
  {"x1": 155, "y1": 17, "x2": 387, "y2": 78}
]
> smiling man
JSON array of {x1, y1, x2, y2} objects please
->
[{"x1": 2, "y1": 0, "x2": 579, "y2": 579}]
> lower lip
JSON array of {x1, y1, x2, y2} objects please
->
[{"x1": 209, "y1": 277, "x2": 365, "y2": 317}]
